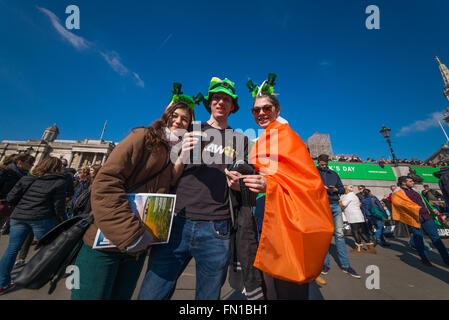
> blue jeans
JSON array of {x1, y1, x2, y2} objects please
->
[
  {"x1": 369, "y1": 216, "x2": 386, "y2": 244},
  {"x1": 409, "y1": 217, "x2": 449, "y2": 261},
  {"x1": 0, "y1": 218, "x2": 55, "y2": 287},
  {"x1": 324, "y1": 203, "x2": 350, "y2": 269},
  {"x1": 138, "y1": 215, "x2": 231, "y2": 300}
]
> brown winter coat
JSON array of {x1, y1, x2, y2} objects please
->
[{"x1": 83, "y1": 128, "x2": 174, "y2": 252}]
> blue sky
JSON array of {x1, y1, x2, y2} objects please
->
[{"x1": 1, "y1": 0, "x2": 449, "y2": 161}]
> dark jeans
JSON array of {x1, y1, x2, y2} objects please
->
[
  {"x1": 350, "y1": 222, "x2": 371, "y2": 244},
  {"x1": 71, "y1": 244, "x2": 147, "y2": 300},
  {"x1": 409, "y1": 218, "x2": 449, "y2": 262}
]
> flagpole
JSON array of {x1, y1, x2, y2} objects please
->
[{"x1": 100, "y1": 120, "x2": 107, "y2": 140}]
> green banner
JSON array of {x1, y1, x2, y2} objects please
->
[
  {"x1": 315, "y1": 162, "x2": 397, "y2": 181},
  {"x1": 409, "y1": 166, "x2": 441, "y2": 183}
]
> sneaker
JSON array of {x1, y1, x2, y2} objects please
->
[
  {"x1": 342, "y1": 266, "x2": 361, "y2": 278},
  {"x1": 321, "y1": 265, "x2": 330, "y2": 275},
  {"x1": 13, "y1": 259, "x2": 26, "y2": 270},
  {"x1": 0, "y1": 283, "x2": 15, "y2": 295},
  {"x1": 421, "y1": 258, "x2": 433, "y2": 267}
]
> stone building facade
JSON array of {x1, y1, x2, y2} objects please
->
[{"x1": 0, "y1": 124, "x2": 116, "y2": 169}]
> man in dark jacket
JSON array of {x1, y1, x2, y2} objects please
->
[
  {"x1": 434, "y1": 168, "x2": 449, "y2": 203},
  {"x1": 317, "y1": 154, "x2": 360, "y2": 279}
]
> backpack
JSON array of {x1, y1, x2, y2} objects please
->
[{"x1": 369, "y1": 197, "x2": 387, "y2": 220}]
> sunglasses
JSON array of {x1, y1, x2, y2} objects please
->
[{"x1": 251, "y1": 105, "x2": 274, "y2": 115}]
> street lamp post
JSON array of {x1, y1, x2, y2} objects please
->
[{"x1": 380, "y1": 125, "x2": 397, "y2": 164}]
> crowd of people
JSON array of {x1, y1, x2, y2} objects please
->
[
  {"x1": 0, "y1": 74, "x2": 448, "y2": 300},
  {"x1": 316, "y1": 157, "x2": 449, "y2": 286},
  {"x1": 323, "y1": 155, "x2": 448, "y2": 167},
  {"x1": 0, "y1": 153, "x2": 102, "y2": 293}
]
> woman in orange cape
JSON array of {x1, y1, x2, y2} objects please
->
[{"x1": 227, "y1": 77, "x2": 333, "y2": 299}]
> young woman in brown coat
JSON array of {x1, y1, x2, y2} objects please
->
[{"x1": 71, "y1": 101, "x2": 197, "y2": 300}]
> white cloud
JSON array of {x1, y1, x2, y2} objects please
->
[
  {"x1": 38, "y1": 6, "x2": 144, "y2": 88},
  {"x1": 99, "y1": 51, "x2": 129, "y2": 76},
  {"x1": 133, "y1": 72, "x2": 145, "y2": 88},
  {"x1": 396, "y1": 111, "x2": 445, "y2": 137},
  {"x1": 37, "y1": 6, "x2": 90, "y2": 51}
]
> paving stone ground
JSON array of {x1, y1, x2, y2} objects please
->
[{"x1": 0, "y1": 234, "x2": 448, "y2": 300}]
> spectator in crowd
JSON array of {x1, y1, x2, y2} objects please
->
[
  {"x1": 340, "y1": 185, "x2": 376, "y2": 253},
  {"x1": 384, "y1": 185, "x2": 396, "y2": 215},
  {"x1": 392, "y1": 176, "x2": 449, "y2": 267},
  {"x1": 69, "y1": 165, "x2": 102, "y2": 218},
  {"x1": 60, "y1": 158, "x2": 74, "y2": 199},
  {"x1": 0, "y1": 154, "x2": 35, "y2": 235},
  {"x1": 356, "y1": 185, "x2": 366, "y2": 203},
  {"x1": 72, "y1": 99, "x2": 195, "y2": 300},
  {"x1": 434, "y1": 167, "x2": 449, "y2": 205},
  {"x1": 0, "y1": 157, "x2": 66, "y2": 295},
  {"x1": 361, "y1": 189, "x2": 390, "y2": 247},
  {"x1": 69, "y1": 167, "x2": 90, "y2": 214},
  {"x1": 422, "y1": 185, "x2": 443, "y2": 204},
  {"x1": 89, "y1": 165, "x2": 101, "y2": 182},
  {"x1": 317, "y1": 154, "x2": 360, "y2": 279}
]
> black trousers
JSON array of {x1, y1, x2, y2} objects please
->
[
  {"x1": 262, "y1": 273, "x2": 309, "y2": 300},
  {"x1": 350, "y1": 222, "x2": 372, "y2": 244}
]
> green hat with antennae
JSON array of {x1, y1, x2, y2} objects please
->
[
  {"x1": 246, "y1": 73, "x2": 277, "y2": 98},
  {"x1": 167, "y1": 82, "x2": 197, "y2": 120}
]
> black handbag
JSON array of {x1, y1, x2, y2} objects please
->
[
  {"x1": 14, "y1": 215, "x2": 92, "y2": 293},
  {"x1": 13, "y1": 161, "x2": 170, "y2": 294}
]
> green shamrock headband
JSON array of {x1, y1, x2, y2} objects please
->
[
  {"x1": 167, "y1": 83, "x2": 203, "y2": 121},
  {"x1": 246, "y1": 73, "x2": 277, "y2": 98}
]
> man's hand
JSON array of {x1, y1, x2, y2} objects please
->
[
  {"x1": 224, "y1": 169, "x2": 242, "y2": 191},
  {"x1": 243, "y1": 175, "x2": 267, "y2": 193},
  {"x1": 327, "y1": 185, "x2": 337, "y2": 193}
]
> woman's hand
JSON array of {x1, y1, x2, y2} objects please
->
[
  {"x1": 224, "y1": 169, "x2": 242, "y2": 191},
  {"x1": 178, "y1": 132, "x2": 199, "y2": 164},
  {"x1": 243, "y1": 175, "x2": 267, "y2": 193}
]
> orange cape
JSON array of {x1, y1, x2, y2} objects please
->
[
  {"x1": 391, "y1": 188, "x2": 421, "y2": 228},
  {"x1": 249, "y1": 119, "x2": 334, "y2": 284}
]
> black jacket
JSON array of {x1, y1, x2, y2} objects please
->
[
  {"x1": 0, "y1": 165, "x2": 21, "y2": 199},
  {"x1": 7, "y1": 173, "x2": 67, "y2": 221},
  {"x1": 317, "y1": 167, "x2": 345, "y2": 204},
  {"x1": 434, "y1": 167, "x2": 449, "y2": 203}
]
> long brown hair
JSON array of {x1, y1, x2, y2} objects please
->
[
  {"x1": 32, "y1": 157, "x2": 62, "y2": 178},
  {"x1": 141, "y1": 102, "x2": 193, "y2": 152}
]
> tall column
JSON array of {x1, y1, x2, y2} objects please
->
[
  {"x1": 77, "y1": 152, "x2": 84, "y2": 170},
  {"x1": 67, "y1": 152, "x2": 74, "y2": 168},
  {"x1": 101, "y1": 153, "x2": 107, "y2": 165},
  {"x1": 92, "y1": 153, "x2": 98, "y2": 166}
]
